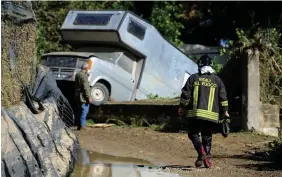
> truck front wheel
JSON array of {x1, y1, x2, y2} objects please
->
[{"x1": 90, "y1": 83, "x2": 109, "y2": 106}]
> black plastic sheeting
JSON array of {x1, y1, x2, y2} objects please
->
[{"x1": 1, "y1": 65, "x2": 79, "y2": 177}]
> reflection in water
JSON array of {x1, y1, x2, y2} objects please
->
[{"x1": 71, "y1": 149, "x2": 181, "y2": 177}]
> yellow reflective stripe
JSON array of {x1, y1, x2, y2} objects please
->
[
  {"x1": 187, "y1": 114, "x2": 217, "y2": 120},
  {"x1": 187, "y1": 109, "x2": 219, "y2": 117},
  {"x1": 208, "y1": 88, "x2": 212, "y2": 111},
  {"x1": 187, "y1": 112, "x2": 218, "y2": 120},
  {"x1": 193, "y1": 86, "x2": 199, "y2": 110},
  {"x1": 208, "y1": 87, "x2": 215, "y2": 111},
  {"x1": 221, "y1": 101, "x2": 228, "y2": 106},
  {"x1": 187, "y1": 109, "x2": 219, "y2": 120}
]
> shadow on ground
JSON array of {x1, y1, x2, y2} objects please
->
[
  {"x1": 213, "y1": 153, "x2": 282, "y2": 171},
  {"x1": 159, "y1": 165, "x2": 194, "y2": 171}
]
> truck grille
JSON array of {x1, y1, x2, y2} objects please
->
[
  {"x1": 50, "y1": 68, "x2": 59, "y2": 72},
  {"x1": 61, "y1": 68, "x2": 75, "y2": 72}
]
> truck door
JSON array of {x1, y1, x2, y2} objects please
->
[{"x1": 116, "y1": 54, "x2": 136, "y2": 100}]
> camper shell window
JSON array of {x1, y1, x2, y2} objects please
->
[
  {"x1": 93, "y1": 52, "x2": 121, "y2": 64},
  {"x1": 127, "y1": 18, "x2": 146, "y2": 40},
  {"x1": 73, "y1": 13, "x2": 112, "y2": 26}
]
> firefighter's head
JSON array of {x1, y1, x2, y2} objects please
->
[{"x1": 197, "y1": 55, "x2": 213, "y2": 68}]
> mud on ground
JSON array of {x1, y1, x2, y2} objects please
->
[{"x1": 75, "y1": 127, "x2": 281, "y2": 177}]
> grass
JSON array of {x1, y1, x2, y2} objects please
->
[
  {"x1": 85, "y1": 119, "x2": 95, "y2": 126},
  {"x1": 105, "y1": 115, "x2": 151, "y2": 127},
  {"x1": 106, "y1": 94, "x2": 180, "y2": 106},
  {"x1": 103, "y1": 114, "x2": 190, "y2": 133}
]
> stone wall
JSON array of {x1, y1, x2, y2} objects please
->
[{"x1": 259, "y1": 104, "x2": 281, "y2": 137}]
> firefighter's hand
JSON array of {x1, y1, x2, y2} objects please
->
[
  {"x1": 178, "y1": 108, "x2": 184, "y2": 116},
  {"x1": 219, "y1": 111, "x2": 230, "y2": 124},
  {"x1": 223, "y1": 111, "x2": 230, "y2": 118}
]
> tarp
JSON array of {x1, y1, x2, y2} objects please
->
[{"x1": 1, "y1": 65, "x2": 79, "y2": 177}]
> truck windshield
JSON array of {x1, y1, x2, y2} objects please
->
[
  {"x1": 43, "y1": 52, "x2": 122, "y2": 67},
  {"x1": 92, "y1": 52, "x2": 122, "y2": 64}
]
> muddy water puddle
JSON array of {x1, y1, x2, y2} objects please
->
[{"x1": 71, "y1": 149, "x2": 183, "y2": 177}]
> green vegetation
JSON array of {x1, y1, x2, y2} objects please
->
[
  {"x1": 146, "y1": 94, "x2": 168, "y2": 100},
  {"x1": 106, "y1": 115, "x2": 150, "y2": 127},
  {"x1": 211, "y1": 56, "x2": 223, "y2": 73},
  {"x1": 221, "y1": 28, "x2": 282, "y2": 107},
  {"x1": 146, "y1": 93, "x2": 180, "y2": 101},
  {"x1": 85, "y1": 119, "x2": 95, "y2": 126},
  {"x1": 149, "y1": 1, "x2": 185, "y2": 47},
  {"x1": 104, "y1": 114, "x2": 188, "y2": 133}
]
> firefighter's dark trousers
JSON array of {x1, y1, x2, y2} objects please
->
[{"x1": 187, "y1": 119, "x2": 214, "y2": 158}]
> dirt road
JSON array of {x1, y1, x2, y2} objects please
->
[{"x1": 75, "y1": 127, "x2": 281, "y2": 177}]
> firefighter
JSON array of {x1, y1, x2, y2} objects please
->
[
  {"x1": 75, "y1": 63, "x2": 93, "y2": 130},
  {"x1": 178, "y1": 55, "x2": 229, "y2": 168}
]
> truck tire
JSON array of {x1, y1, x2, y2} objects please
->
[{"x1": 90, "y1": 83, "x2": 109, "y2": 106}]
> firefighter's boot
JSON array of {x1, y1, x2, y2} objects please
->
[
  {"x1": 188, "y1": 133, "x2": 204, "y2": 168},
  {"x1": 202, "y1": 135, "x2": 212, "y2": 168}
]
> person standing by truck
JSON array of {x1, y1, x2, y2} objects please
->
[
  {"x1": 75, "y1": 63, "x2": 93, "y2": 130},
  {"x1": 178, "y1": 55, "x2": 229, "y2": 168}
]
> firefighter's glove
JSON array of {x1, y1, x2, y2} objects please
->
[
  {"x1": 218, "y1": 118, "x2": 230, "y2": 124},
  {"x1": 219, "y1": 116, "x2": 230, "y2": 138}
]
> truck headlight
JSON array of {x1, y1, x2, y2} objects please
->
[{"x1": 88, "y1": 59, "x2": 93, "y2": 71}]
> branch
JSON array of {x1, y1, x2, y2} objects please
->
[{"x1": 271, "y1": 57, "x2": 282, "y2": 73}]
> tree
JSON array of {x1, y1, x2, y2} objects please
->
[
  {"x1": 180, "y1": 2, "x2": 282, "y2": 46},
  {"x1": 149, "y1": 1, "x2": 185, "y2": 47}
]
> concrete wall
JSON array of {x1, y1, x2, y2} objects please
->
[
  {"x1": 259, "y1": 104, "x2": 281, "y2": 137},
  {"x1": 87, "y1": 103, "x2": 242, "y2": 132}
]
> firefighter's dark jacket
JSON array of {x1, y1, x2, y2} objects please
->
[
  {"x1": 75, "y1": 71, "x2": 91, "y2": 103},
  {"x1": 179, "y1": 72, "x2": 228, "y2": 123}
]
